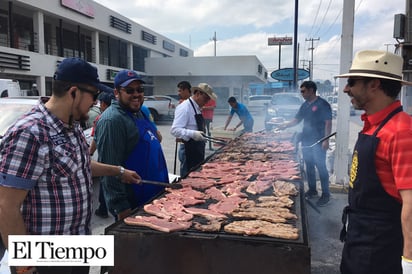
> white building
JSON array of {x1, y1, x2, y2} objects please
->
[{"x1": 0, "y1": 0, "x2": 268, "y2": 109}]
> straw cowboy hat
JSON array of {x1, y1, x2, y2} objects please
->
[
  {"x1": 336, "y1": 50, "x2": 412, "y2": 85},
  {"x1": 191, "y1": 83, "x2": 218, "y2": 101}
]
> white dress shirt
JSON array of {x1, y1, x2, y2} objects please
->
[{"x1": 170, "y1": 97, "x2": 201, "y2": 141}]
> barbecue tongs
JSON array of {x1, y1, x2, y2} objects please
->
[
  {"x1": 301, "y1": 132, "x2": 337, "y2": 149},
  {"x1": 140, "y1": 179, "x2": 183, "y2": 189},
  {"x1": 201, "y1": 134, "x2": 228, "y2": 146}
]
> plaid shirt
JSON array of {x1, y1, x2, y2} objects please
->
[{"x1": 0, "y1": 102, "x2": 92, "y2": 235}]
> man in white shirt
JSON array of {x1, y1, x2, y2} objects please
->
[{"x1": 170, "y1": 83, "x2": 217, "y2": 176}]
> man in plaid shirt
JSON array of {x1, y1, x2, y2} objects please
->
[{"x1": 0, "y1": 58, "x2": 140, "y2": 274}]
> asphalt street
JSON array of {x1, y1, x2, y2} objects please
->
[{"x1": 90, "y1": 110, "x2": 363, "y2": 274}]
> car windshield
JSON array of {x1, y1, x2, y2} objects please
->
[
  {"x1": 0, "y1": 103, "x2": 35, "y2": 137},
  {"x1": 271, "y1": 95, "x2": 301, "y2": 105}
]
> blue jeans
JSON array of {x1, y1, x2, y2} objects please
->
[{"x1": 302, "y1": 144, "x2": 330, "y2": 196}]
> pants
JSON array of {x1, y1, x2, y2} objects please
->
[
  {"x1": 97, "y1": 179, "x2": 107, "y2": 213},
  {"x1": 204, "y1": 119, "x2": 213, "y2": 149},
  {"x1": 178, "y1": 144, "x2": 187, "y2": 177},
  {"x1": 302, "y1": 144, "x2": 330, "y2": 195}
]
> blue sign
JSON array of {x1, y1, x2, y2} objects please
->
[{"x1": 270, "y1": 68, "x2": 310, "y2": 81}]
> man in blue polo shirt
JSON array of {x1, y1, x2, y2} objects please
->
[{"x1": 224, "y1": 96, "x2": 254, "y2": 132}]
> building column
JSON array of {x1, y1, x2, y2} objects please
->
[
  {"x1": 92, "y1": 31, "x2": 99, "y2": 64},
  {"x1": 33, "y1": 10, "x2": 44, "y2": 54},
  {"x1": 128, "y1": 43, "x2": 133, "y2": 70}
]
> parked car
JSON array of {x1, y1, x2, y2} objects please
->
[
  {"x1": 265, "y1": 93, "x2": 303, "y2": 130},
  {"x1": 247, "y1": 95, "x2": 272, "y2": 113},
  {"x1": 0, "y1": 97, "x2": 95, "y2": 149},
  {"x1": 152, "y1": 95, "x2": 179, "y2": 113},
  {"x1": 144, "y1": 95, "x2": 177, "y2": 121}
]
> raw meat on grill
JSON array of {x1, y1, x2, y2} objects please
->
[
  {"x1": 208, "y1": 196, "x2": 247, "y2": 214},
  {"x1": 205, "y1": 186, "x2": 227, "y2": 201},
  {"x1": 144, "y1": 199, "x2": 194, "y2": 222},
  {"x1": 179, "y1": 177, "x2": 217, "y2": 189},
  {"x1": 184, "y1": 207, "x2": 227, "y2": 220},
  {"x1": 124, "y1": 215, "x2": 192, "y2": 233},
  {"x1": 165, "y1": 186, "x2": 205, "y2": 200},
  {"x1": 224, "y1": 220, "x2": 299, "y2": 240}
]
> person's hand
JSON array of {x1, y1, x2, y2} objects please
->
[
  {"x1": 277, "y1": 123, "x2": 288, "y2": 130},
  {"x1": 322, "y1": 140, "x2": 329, "y2": 151},
  {"x1": 192, "y1": 131, "x2": 205, "y2": 141},
  {"x1": 403, "y1": 257, "x2": 412, "y2": 274},
  {"x1": 156, "y1": 130, "x2": 163, "y2": 143},
  {"x1": 121, "y1": 169, "x2": 141, "y2": 184}
]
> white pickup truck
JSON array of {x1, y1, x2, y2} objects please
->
[{"x1": 144, "y1": 95, "x2": 177, "y2": 121}]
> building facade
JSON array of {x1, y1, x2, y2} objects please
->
[
  {"x1": 0, "y1": 0, "x2": 192, "y2": 95},
  {"x1": 0, "y1": 0, "x2": 268, "y2": 111}
]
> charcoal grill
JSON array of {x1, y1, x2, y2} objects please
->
[{"x1": 104, "y1": 131, "x2": 310, "y2": 274}]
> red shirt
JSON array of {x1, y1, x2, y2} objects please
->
[
  {"x1": 201, "y1": 99, "x2": 216, "y2": 120},
  {"x1": 361, "y1": 100, "x2": 412, "y2": 202}
]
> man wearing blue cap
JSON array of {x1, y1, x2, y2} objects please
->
[
  {"x1": 0, "y1": 58, "x2": 141, "y2": 274},
  {"x1": 95, "y1": 69, "x2": 169, "y2": 220}
]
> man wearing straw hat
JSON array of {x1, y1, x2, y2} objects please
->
[
  {"x1": 171, "y1": 83, "x2": 217, "y2": 175},
  {"x1": 336, "y1": 50, "x2": 412, "y2": 274}
]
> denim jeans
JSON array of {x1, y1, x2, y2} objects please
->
[{"x1": 302, "y1": 144, "x2": 330, "y2": 196}]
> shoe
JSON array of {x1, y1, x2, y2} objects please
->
[
  {"x1": 95, "y1": 209, "x2": 109, "y2": 218},
  {"x1": 316, "y1": 194, "x2": 330, "y2": 207},
  {"x1": 304, "y1": 190, "x2": 318, "y2": 199}
]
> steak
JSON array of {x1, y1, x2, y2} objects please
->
[
  {"x1": 224, "y1": 220, "x2": 299, "y2": 240},
  {"x1": 124, "y1": 215, "x2": 192, "y2": 233}
]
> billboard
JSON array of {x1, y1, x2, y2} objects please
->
[{"x1": 268, "y1": 37, "x2": 293, "y2": 46}]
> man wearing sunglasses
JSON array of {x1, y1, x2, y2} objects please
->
[
  {"x1": 336, "y1": 50, "x2": 412, "y2": 274},
  {"x1": 95, "y1": 70, "x2": 169, "y2": 220},
  {"x1": 0, "y1": 58, "x2": 141, "y2": 274},
  {"x1": 279, "y1": 80, "x2": 332, "y2": 207}
]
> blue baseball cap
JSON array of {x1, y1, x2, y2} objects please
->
[
  {"x1": 54, "y1": 57, "x2": 100, "y2": 88},
  {"x1": 114, "y1": 70, "x2": 146, "y2": 88}
]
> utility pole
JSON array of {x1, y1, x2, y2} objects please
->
[
  {"x1": 305, "y1": 37, "x2": 320, "y2": 81},
  {"x1": 399, "y1": 1, "x2": 412, "y2": 114},
  {"x1": 211, "y1": 31, "x2": 217, "y2": 56}
]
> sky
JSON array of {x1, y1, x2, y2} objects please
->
[{"x1": 94, "y1": 0, "x2": 405, "y2": 84}]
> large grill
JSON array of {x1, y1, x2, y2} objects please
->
[{"x1": 104, "y1": 131, "x2": 310, "y2": 274}]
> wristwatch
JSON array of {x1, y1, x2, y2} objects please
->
[{"x1": 118, "y1": 166, "x2": 125, "y2": 178}]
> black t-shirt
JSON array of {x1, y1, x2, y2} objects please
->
[{"x1": 295, "y1": 97, "x2": 332, "y2": 146}]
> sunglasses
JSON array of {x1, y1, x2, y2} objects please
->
[
  {"x1": 121, "y1": 87, "x2": 144, "y2": 94},
  {"x1": 77, "y1": 86, "x2": 100, "y2": 101},
  {"x1": 347, "y1": 78, "x2": 365, "y2": 87}
]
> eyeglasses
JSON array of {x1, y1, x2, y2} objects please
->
[
  {"x1": 347, "y1": 78, "x2": 365, "y2": 87},
  {"x1": 121, "y1": 87, "x2": 144, "y2": 94},
  {"x1": 77, "y1": 86, "x2": 100, "y2": 101}
]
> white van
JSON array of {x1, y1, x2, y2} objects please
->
[{"x1": 0, "y1": 79, "x2": 22, "y2": 97}]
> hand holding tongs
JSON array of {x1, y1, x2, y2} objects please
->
[{"x1": 201, "y1": 133, "x2": 228, "y2": 146}]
